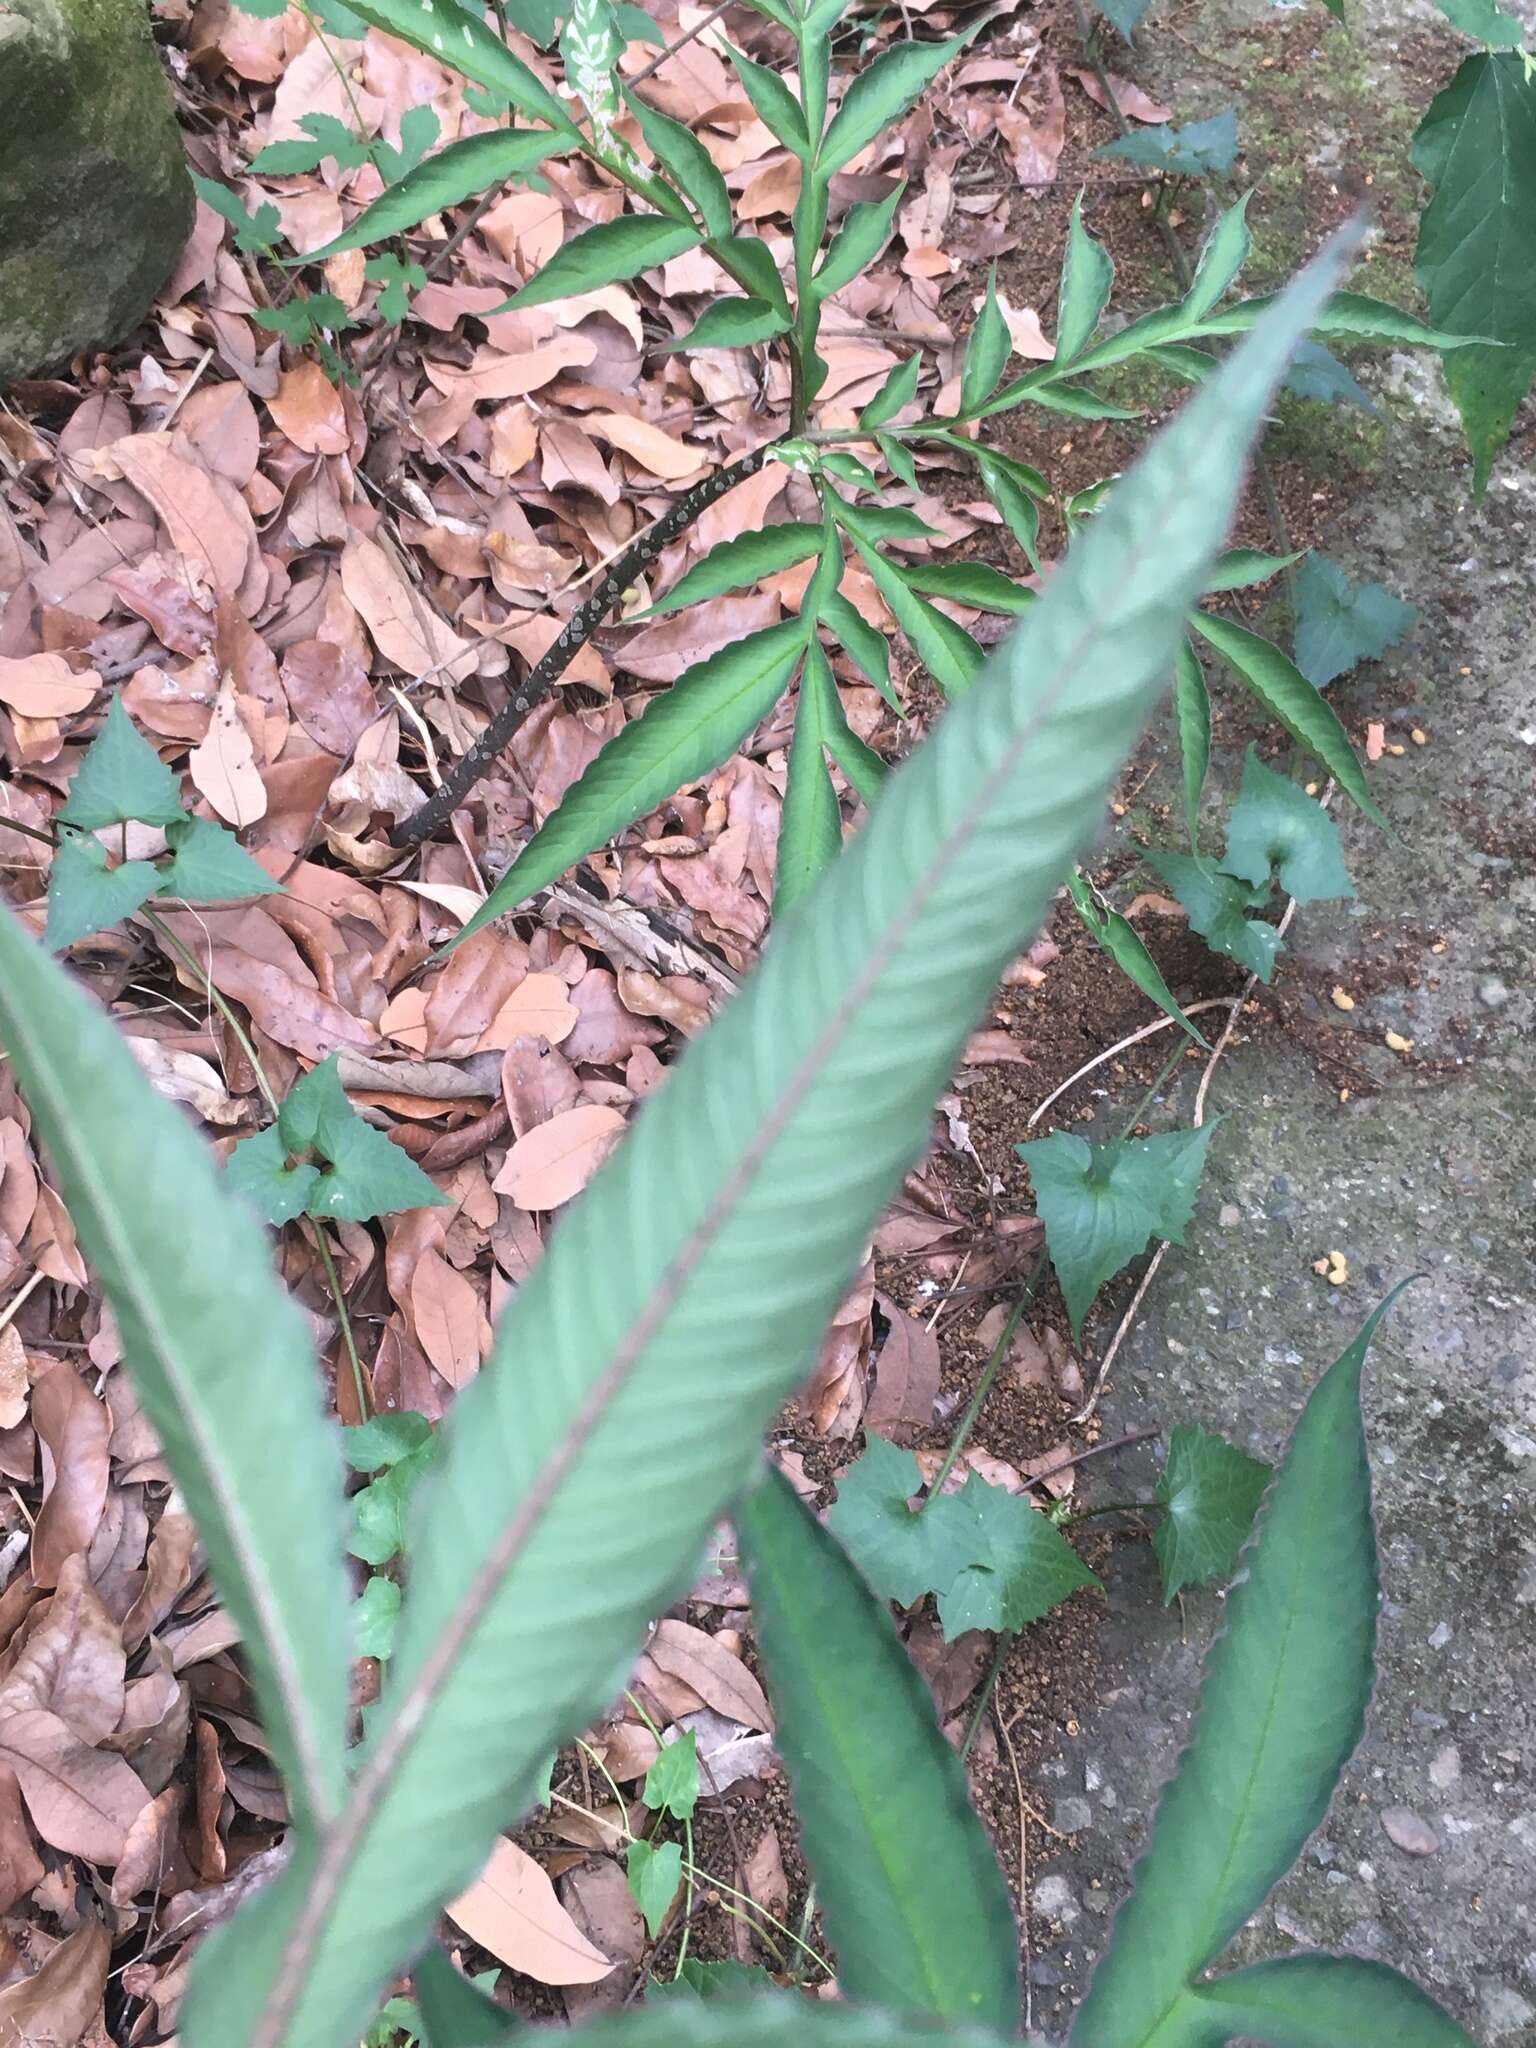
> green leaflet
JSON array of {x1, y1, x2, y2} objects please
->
[
  {"x1": 738, "y1": 1472, "x2": 1020, "y2": 2029},
  {"x1": 627, "y1": 1838, "x2": 684, "y2": 1937},
  {"x1": 722, "y1": 43, "x2": 811, "y2": 154},
  {"x1": 45, "y1": 837, "x2": 161, "y2": 953},
  {"x1": 1147, "y1": 851, "x2": 1282, "y2": 982},
  {"x1": 1182, "y1": 195, "x2": 1252, "y2": 324},
  {"x1": 1188, "y1": 1953, "x2": 1477, "y2": 2047},
  {"x1": 305, "y1": 131, "x2": 568, "y2": 259},
  {"x1": 1172, "y1": 639, "x2": 1210, "y2": 846},
  {"x1": 1293, "y1": 550, "x2": 1418, "y2": 689},
  {"x1": 354, "y1": 1576, "x2": 402, "y2": 1660},
  {"x1": 975, "y1": 451, "x2": 1044, "y2": 572},
  {"x1": 626, "y1": 91, "x2": 732, "y2": 239},
  {"x1": 1222, "y1": 747, "x2": 1354, "y2": 905},
  {"x1": 325, "y1": 0, "x2": 579, "y2": 134},
  {"x1": 1152, "y1": 1424, "x2": 1270, "y2": 1603},
  {"x1": 820, "y1": 588, "x2": 897, "y2": 708},
  {"x1": 415, "y1": 1949, "x2": 518, "y2": 2046},
  {"x1": 1411, "y1": 54, "x2": 1536, "y2": 491},
  {"x1": 819, "y1": 33, "x2": 971, "y2": 176},
  {"x1": 1067, "y1": 875, "x2": 1210, "y2": 1046},
  {"x1": 0, "y1": 916, "x2": 352, "y2": 1835},
  {"x1": 813, "y1": 183, "x2": 906, "y2": 301},
  {"x1": 1056, "y1": 196, "x2": 1114, "y2": 366},
  {"x1": 778, "y1": 644, "x2": 845, "y2": 915},
  {"x1": 636, "y1": 526, "x2": 824, "y2": 617},
  {"x1": 1205, "y1": 546, "x2": 1301, "y2": 593},
  {"x1": 59, "y1": 695, "x2": 185, "y2": 829},
  {"x1": 1195, "y1": 288, "x2": 1487, "y2": 351},
  {"x1": 497, "y1": 216, "x2": 701, "y2": 311},
  {"x1": 448, "y1": 619, "x2": 806, "y2": 947},
  {"x1": 836, "y1": 514, "x2": 985, "y2": 697},
  {"x1": 661, "y1": 298, "x2": 789, "y2": 350},
  {"x1": 900, "y1": 563, "x2": 1036, "y2": 615},
  {"x1": 1020, "y1": 1124, "x2": 1219, "y2": 1342},
  {"x1": 960, "y1": 267, "x2": 1010, "y2": 413},
  {"x1": 1189, "y1": 611, "x2": 1383, "y2": 824},
  {"x1": 859, "y1": 355, "x2": 921, "y2": 428},
  {"x1": 1067, "y1": 1298, "x2": 1416, "y2": 2047},
  {"x1": 182, "y1": 233, "x2": 1358, "y2": 2048}
]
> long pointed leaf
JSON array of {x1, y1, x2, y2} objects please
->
[
  {"x1": 635, "y1": 527, "x2": 824, "y2": 618},
  {"x1": 777, "y1": 646, "x2": 845, "y2": 915},
  {"x1": 183, "y1": 228, "x2": 1361, "y2": 2048},
  {"x1": 1172, "y1": 638, "x2": 1210, "y2": 846},
  {"x1": 561, "y1": 2000, "x2": 1012, "y2": 2047},
  {"x1": 497, "y1": 215, "x2": 702, "y2": 311},
  {"x1": 306, "y1": 130, "x2": 569, "y2": 258},
  {"x1": 1190, "y1": 1953, "x2": 1476, "y2": 2047},
  {"x1": 1188, "y1": 611, "x2": 1383, "y2": 823},
  {"x1": 449, "y1": 619, "x2": 806, "y2": 946},
  {"x1": 1069, "y1": 1294, "x2": 1405, "y2": 2047},
  {"x1": 738, "y1": 1471, "x2": 1018, "y2": 2028},
  {"x1": 0, "y1": 919, "x2": 351, "y2": 1834},
  {"x1": 330, "y1": 0, "x2": 578, "y2": 134}
]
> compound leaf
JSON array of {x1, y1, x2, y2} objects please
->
[
  {"x1": 739, "y1": 1470, "x2": 1019, "y2": 2028},
  {"x1": 1095, "y1": 110, "x2": 1239, "y2": 178},
  {"x1": 225, "y1": 1126, "x2": 322, "y2": 1229}
]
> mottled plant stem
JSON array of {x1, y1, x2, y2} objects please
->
[{"x1": 390, "y1": 437, "x2": 786, "y2": 850}]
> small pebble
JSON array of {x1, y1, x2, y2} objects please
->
[
  {"x1": 1411, "y1": 727, "x2": 1427, "y2": 745},
  {"x1": 1331, "y1": 986, "x2": 1356, "y2": 1012},
  {"x1": 1218, "y1": 1203, "x2": 1241, "y2": 1228},
  {"x1": 1381, "y1": 1807, "x2": 1440, "y2": 1856},
  {"x1": 1385, "y1": 1029, "x2": 1413, "y2": 1054},
  {"x1": 1429, "y1": 1744, "x2": 1461, "y2": 1791},
  {"x1": 1477, "y1": 975, "x2": 1511, "y2": 1010},
  {"x1": 1428, "y1": 1621, "x2": 1454, "y2": 1650},
  {"x1": 1053, "y1": 1797, "x2": 1092, "y2": 1836}
]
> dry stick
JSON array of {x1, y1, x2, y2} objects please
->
[
  {"x1": 1024, "y1": 996, "x2": 1240, "y2": 1131},
  {"x1": 628, "y1": 0, "x2": 734, "y2": 87},
  {"x1": 917, "y1": 1251, "x2": 1048, "y2": 1513},
  {"x1": 390, "y1": 437, "x2": 785, "y2": 849}
]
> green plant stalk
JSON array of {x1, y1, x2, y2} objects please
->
[
  {"x1": 959, "y1": 1628, "x2": 1013, "y2": 1760},
  {"x1": 918, "y1": 1252, "x2": 1047, "y2": 1513},
  {"x1": 1115, "y1": 1038, "x2": 1191, "y2": 1144},
  {"x1": 141, "y1": 907, "x2": 369, "y2": 1419}
]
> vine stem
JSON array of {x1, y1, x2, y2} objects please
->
[
  {"x1": 918, "y1": 1251, "x2": 1047, "y2": 1514},
  {"x1": 141, "y1": 907, "x2": 370, "y2": 1419}
]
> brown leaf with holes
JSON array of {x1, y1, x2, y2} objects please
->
[
  {"x1": 447, "y1": 1837, "x2": 614, "y2": 1985},
  {"x1": 31, "y1": 1367, "x2": 111, "y2": 1589},
  {"x1": 646, "y1": 1620, "x2": 773, "y2": 1731},
  {"x1": 0, "y1": 1918, "x2": 109, "y2": 2041},
  {"x1": 864, "y1": 1292, "x2": 941, "y2": 1443}
]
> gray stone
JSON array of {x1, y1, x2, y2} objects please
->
[
  {"x1": 1053, "y1": 1798, "x2": 1093, "y2": 1836},
  {"x1": 1478, "y1": 976, "x2": 1513, "y2": 1009},
  {"x1": 1380, "y1": 1808, "x2": 1440, "y2": 1857},
  {"x1": 1, "y1": 0, "x2": 192, "y2": 385}
]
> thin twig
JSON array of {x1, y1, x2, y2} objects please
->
[
  {"x1": 628, "y1": 0, "x2": 733, "y2": 87},
  {"x1": 919, "y1": 1252, "x2": 1047, "y2": 1511},
  {"x1": 1025, "y1": 998, "x2": 1240, "y2": 1131}
]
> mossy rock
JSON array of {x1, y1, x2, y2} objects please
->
[{"x1": 0, "y1": 0, "x2": 193, "y2": 386}]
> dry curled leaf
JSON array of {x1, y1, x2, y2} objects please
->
[{"x1": 30, "y1": 1366, "x2": 112, "y2": 1589}]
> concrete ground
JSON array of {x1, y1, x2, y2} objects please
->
[{"x1": 1022, "y1": 3, "x2": 1535, "y2": 2040}]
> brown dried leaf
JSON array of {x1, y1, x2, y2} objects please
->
[
  {"x1": 0, "y1": 1764, "x2": 43, "y2": 1913},
  {"x1": 1069, "y1": 67, "x2": 1172, "y2": 121},
  {"x1": 280, "y1": 639, "x2": 380, "y2": 756},
  {"x1": 31, "y1": 1368, "x2": 111, "y2": 1589},
  {"x1": 0, "y1": 655, "x2": 97, "y2": 720},
  {"x1": 106, "y1": 435, "x2": 255, "y2": 596},
  {"x1": 492, "y1": 1104, "x2": 626, "y2": 1210},
  {"x1": 188, "y1": 678, "x2": 266, "y2": 828},
  {"x1": 268, "y1": 362, "x2": 350, "y2": 456},
  {"x1": 0, "y1": 1708, "x2": 147, "y2": 1862},
  {"x1": 585, "y1": 414, "x2": 704, "y2": 482},
  {"x1": 864, "y1": 1292, "x2": 941, "y2": 1443},
  {"x1": 0, "y1": 1918, "x2": 109, "y2": 2042},
  {"x1": 447, "y1": 1837, "x2": 614, "y2": 1985},
  {"x1": 0, "y1": 1554, "x2": 125, "y2": 1744},
  {"x1": 339, "y1": 535, "x2": 478, "y2": 685},
  {"x1": 646, "y1": 1619, "x2": 772, "y2": 1731},
  {"x1": 408, "y1": 1248, "x2": 488, "y2": 1389},
  {"x1": 476, "y1": 974, "x2": 578, "y2": 1052},
  {"x1": 0, "y1": 1329, "x2": 28, "y2": 1432}
]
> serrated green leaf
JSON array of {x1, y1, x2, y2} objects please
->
[
  {"x1": 936, "y1": 1476, "x2": 1100, "y2": 1638},
  {"x1": 44, "y1": 835, "x2": 161, "y2": 952},
  {"x1": 1152, "y1": 1424, "x2": 1270, "y2": 1602},
  {"x1": 819, "y1": 588, "x2": 897, "y2": 709},
  {"x1": 415, "y1": 1949, "x2": 517, "y2": 2046},
  {"x1": 449, "y1": 620, "x2": 807, "y2": 947},
  {"x1": 1412, "y1": 53, "x2": 1536, "y2": 490},
  {"x1": 180, "y1": 233, "x2": 1358, "y2": 2048},
  {"x1": 345, "y1": 1411, "x2": 435, "y2": 1473},
  {"x1": 306, "y1": 131, "x2": 567, "y2": 259},
  {"x1": 639, "y1": 527, "x2": 823, "y2": 618},
  {"x1": 366, "y1": 252, "x2": 428, "y2": 325},
  {"x1": 159, "y1": 816, "x2": 283, "y2": 905},
  {"x1": 1094, "y1": 109, "x2": 1240, "y2": 178},
  {"x1": 1223, "y1": 747, "x2": 1354, "y2": 903},
  {"x1": 626, "y1": 92, "x2": 732, "y2": 238},
  {"x1": 628, "y1": 1838, "x2": 684, "y2": 1938},
  {"x1": 1293, "y1": 551, "x2": 1418, "y2": 688},
  {"x1": 837, "y1": 515, "x2": 984, "y2": 697},
  {"x1": 1056, "y1": 195, "x2": 1114, "y2": 364},
  {"x1": 59, "y1": 695, "x2": 186, "y2": 830},
  {"x1": 902, "y1": 562, "x2": 1036, "y2": 615},
  {"x1": 1188, "y1": 1953, "x2": 1478, "y2": 2047},
  {"x1": 0, "y1": 916, "x2": 352, "y2": 1835},
  {"x1": 1172, "y1": 638, "x2": 1210, "y2": 847},
  {"x1": 225, "y1": 1126, "x2": 322, "y2": 1228},
  {"x1": 1197, "y1": 288, "x2": 1489, "y2": 352},
  {"x1": 1069, "y1": 1297, "x2": 1407, "y2": 2045},
  {"x1": 1190, "y1": 611, "x2": 1383, "y2": 823},
  {"x1": 820, "y1": 33, "x2": 970, "y2": 177},
  {"x1": 738, "y1": 1470, "x2": 1020, "y2": 2028},
  {"x1": 191, "y1": 172, "x2": 282, "y2": 254},
  {"x1": 326, "y1": 0, "x2": 578, "y2": 133},
  {"x1": 1067, "y1": 875, "x2": 1209, "y2": 1046},
  {"x1": 642, "y1": 1729, "x2": 699, "y2": 1820},
  {"x1": 1183, "y1": 194, "x2": 1253, "y2": 323},
  {"x1": 975, "y1": 452, "x2": 1043, "y2": 572},
  {"x1": 661, "y1": 296, "x2": 789, "y2": 350},
  {"x1": 961, "y1": 266, "x2": 1010, "y2": 412},
  {"x1": 499, "y1": 216, "x2": 700, "y2": 313},
  {"x1": 813, "y1": 183, "x2": 906, "y2": 302},
  {"x1": 356, "y1": 1576, "x2": 403, "y2": 1659},
  {"x1": 778, "y1": 646, "x2": 844, "y2": 915},
  {"x1": 1205, "y1": 547, "x2": 1301, "y2": 593},
  {"x1": 825, "y1": 1437, "x2": 975, "y2": 1607},
  {"x1": 722, "y1": 43, "x2": 810, "y2": 152},
  {"x1": 859, "y1": 355, "x2": 922, "y2": 428},
  {"x1": 1146, "y1": 849, "x2": 1282, "y2": 981},
  {"x1": 1020, "y1": 1123, "x2": 1218, "y2": 1341}
]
